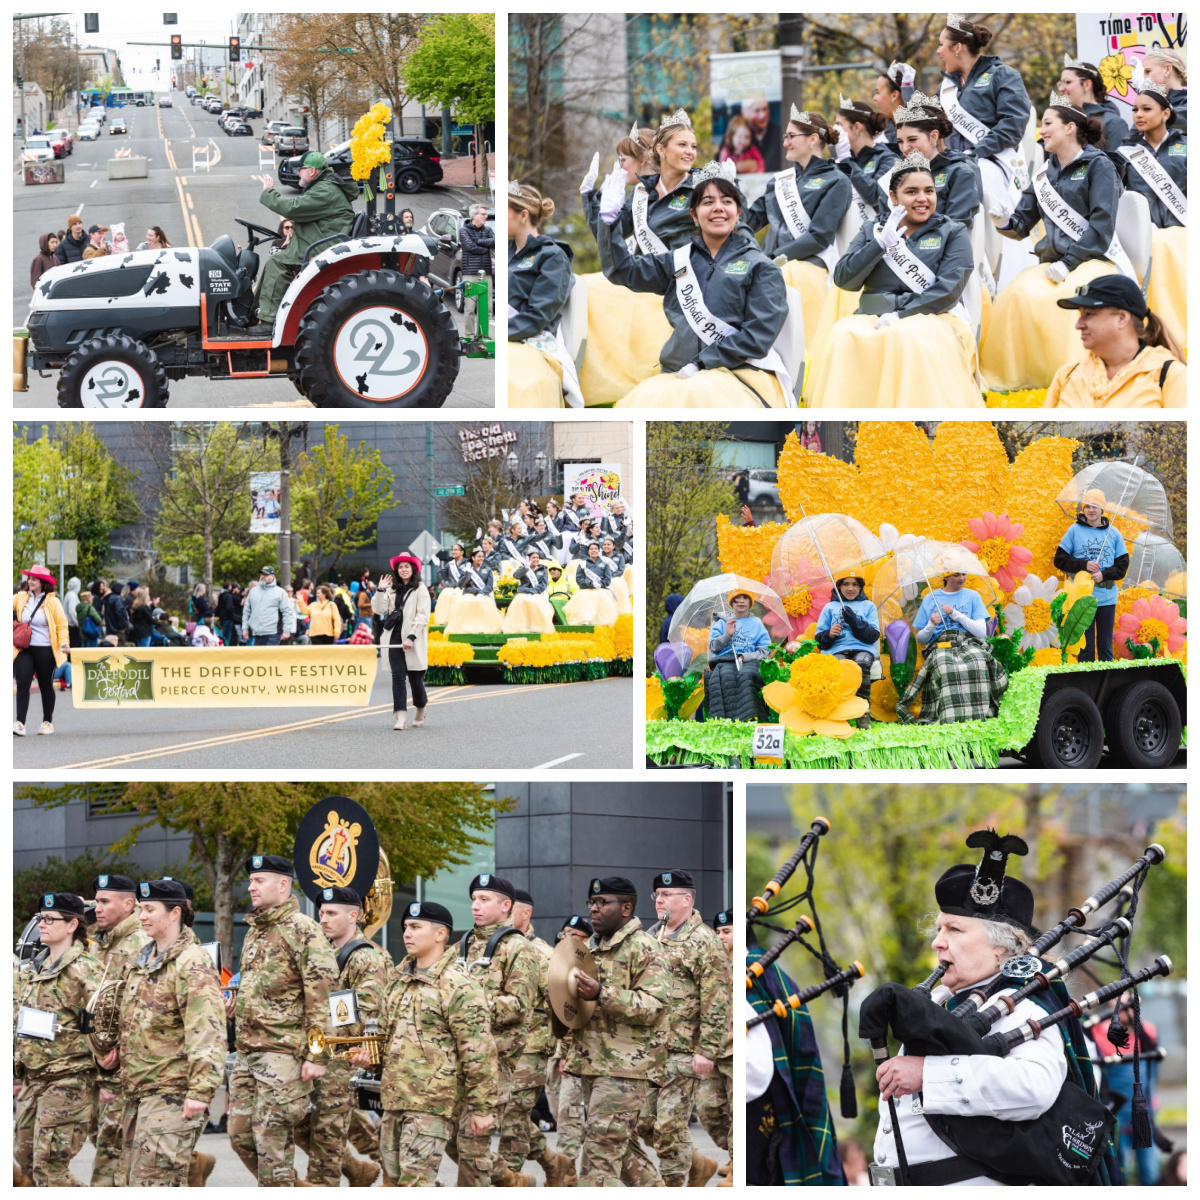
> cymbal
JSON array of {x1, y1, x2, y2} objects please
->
[{"x1": 547, "y1": 936, "x2": 598, "y2": 1029}]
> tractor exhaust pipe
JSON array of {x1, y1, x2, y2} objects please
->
[{"x1": 13, "y1": 335, "x2": 28, "y2": 392}]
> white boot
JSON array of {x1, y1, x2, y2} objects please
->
[{"x1": 393, "y1": 710, "x2": 407, "y2": 730}]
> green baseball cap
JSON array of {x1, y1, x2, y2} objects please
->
[{"x1": 301, "y1": 151, "x2": 326, "y2": 170}]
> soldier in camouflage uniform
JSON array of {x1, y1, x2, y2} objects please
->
[
  {"x1": 545, "y1": 915, "x2": 593, "y2": 1180},
  {"x1": 105, "y1": 880, "x2": 226, "y2": 1185},
  {"x1": 359, "y1": 900, "x2": 499, "y2": 1185},
  {"x1": 444, "y1": 873, "x2": 541, "y2": 1186},
  {"x1": 567, "y1": 876, "x2": 670, "y2": 1186},
  {"x1": 294, "y1": 884, "x2": 389, "y2": 1187},
  {"x1": 87, "y1": 873, "x2": 151, "y2": 1186},
  {"x1": 226, "y1": 854, "x2": 339, "y2": 1186},
  {"x1": 696, "y1": 910, "x2": 734, "y2": 1185},
  {"x1": 502, "y1": 888, "x2": 573, "y2": 1186},
  {"x1": 14, "y1": 893, "x2": 98, "y2": 1187},
  {"x1": 638, "y1": 870, "x2": 731, "y2": 1186}
]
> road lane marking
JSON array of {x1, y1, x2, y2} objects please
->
[
  {"x1": 187, "y1": 193, "x2": 194, "y2": 209},
  {"x1": 173, "y1": 175, "x2": 191, "y2": 246},
  {"x1": 191, "y1": 212, "x2": 203, "y2": 245},
  {"x1": 48, "y1": 683, "x2": 583, "y2": 768},
  {"x1": 90, "y1": 179, "x2": 97, "y2": 187},
  {"x1": 208, "y1": 138, "x2": 221, "y2": 169},
  {"x1": 531, "y1": 753, "x2": 585, "y2": 769}
]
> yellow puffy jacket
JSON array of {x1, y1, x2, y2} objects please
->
[{"x1": 1045, "y1": 345, "x2": 1186, "y2": 409}]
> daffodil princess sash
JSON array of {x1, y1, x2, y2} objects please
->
[
  {"x1": 446, "y1": 560, "x2": 462, "y2": 584},
  {"x1": 851, "y1": 167, "x2": 894, "y2": 226},
  {"x1": 772, "y1": 168, "x2": 839, "y2": 271},
  {"x1": 671, "y1": 245, "x2": 797, "y2": 404},
  {"x1": 579, "y1": 562, "x2": 607, "y2": 589},
  {"x1": 1032, "y1": 166, "x2": 1137, "y2": 279},
  {"x1": 461, "y1": 565, "x2": 490, "y2": 593},
  {"x1": 1119, "y1": 144, "x2": 1187, "y2": 227},
  {"x1": 874, "y1": 225, "x2": 972, "y2": 325},
  {"x1": 938, "y1": 77, "x2": 1028, "y2": 190},
  {"x1": 631, "y1": 184, "x2": 669, "y2": 255}
]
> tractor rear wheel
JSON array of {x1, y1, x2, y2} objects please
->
[{"x1": 294, "y1": 269, "x2": 459, "y2": 408}]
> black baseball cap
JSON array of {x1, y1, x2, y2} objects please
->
[
  {"x1": 1056, "y1": 274, "x2": 1147, "y2": 320},
  {"x1": 259, "y1": 565, "x2": 277, "y2": 576},
  {"x1": 244, "y1": 853, "x2": 294, "y2": 877}
]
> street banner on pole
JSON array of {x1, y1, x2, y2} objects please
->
[
  {"x1": 564, "y1": 463, "x2": 623, "y2": 508},
  {"x1": 250, "y1": 471, "x2": 282, "y2": 533},
  {"x1": 71, "y1": 646, "x2": 378, "y2": 708}
]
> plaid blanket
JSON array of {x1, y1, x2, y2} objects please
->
[{"x1": 897, "y1": 628, "x2": 1007, "y2": 724}]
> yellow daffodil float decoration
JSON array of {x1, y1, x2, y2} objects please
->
[
  {"x1": 1099, "y1": 53, "x2": 1134, "y2": 97},
  {"x1": 350, "y1": 101, "x2": 393, "y2": 198},
  {"x1": 762, "y1": 653, "x2": 869, "y2": 738}
]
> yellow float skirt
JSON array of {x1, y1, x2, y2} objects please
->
[
  {"x1": 1146, "y1": 226, "x2": 1186, "y2": 358},
  {"x1": 577, "y1": 272, "x2": 673, "y2": 406},
  {"x1": 564, "y1": 589, "x2": 619, "y2": 627},
  {"x1": 614, "y1": 366, "x2": 788, "y2": 409},
  {"x1": 508, "y1": 341, "x2": 565, "y2": 408},
  {"x1": 501, "y1": 593, "x2": 557, "y2": 635},
  {"x1": 444, "y1": 594, "x2": 503, "y2": 635}
]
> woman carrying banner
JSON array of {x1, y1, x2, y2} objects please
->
[
  {"x1": 564, "y1": 542, "x2": 619, "y2": 626},
  {"x1": 594, "y1": 166, "x2": 794, "y2": 408},
  {"x1": 805, "y1": 151, "x2": 980, "y2": 408},
  {"x1": 372, "y1": 554, "x2": 432, "y2": 731},
  {"x1": 1119, "y1": 83, "x2": 1186, "y2": 354},
  {"x1": 507, "y1": 182, "x2": 579, "y2": 408},
  {"x1": 745, "y1": 107, "x2": 851, "y2": 353},
  {"x1": 13, "y1": 565, "x2": 70, "y2": 738},
  {"x1": 443, "y1": 547, "x2": 503, "y2": 636},
  {"x1": 981, "y1": 93, "x2": 1128, "y2": 392},
  {"x1": 1142, "y1": 49, "x2": 1187, "y2": 134}
]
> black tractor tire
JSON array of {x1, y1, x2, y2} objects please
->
[
  {"x1": 57, "y1": 335, "x2": 169, "y2": 409},
  {"x1": 294, "y1": 268, "x2": 460, "y2": 408},
  {"x1": 398, "y1": 168, "x2": 422, "y2": 194},
  {"x1": 1027, "y1": 686, "x2": 1104, "y2": 769},
  {"x1": 1104, "y1": 679, "x2": 1181, "y2": 769}
]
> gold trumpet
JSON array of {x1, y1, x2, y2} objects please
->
[{"x1": 307, "y1": 1026, "x2": 386, "y2": 1065}]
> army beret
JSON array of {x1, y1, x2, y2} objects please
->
[
  {"x1": 469, "y1": 873, "x2": 515, "y2": 901},
  {"x1": 402, "y1": 900, "x2": 454, "y2": 930},
  {"x1": 652, "y1": 869, "x2": 695, "y2": 891},
  {"x1": 137, "y1": 879, "x2": 188, "y2": 903},
  {"x1": 513, "y1": 888, "x2": 534, "y2": 906},
  {"x1": 713, "y1": 910, "x2": 732, "y2": 928},
  {"x1": 562, "y1": 914, "x2": 594, "y2": 935},
  {"x1": 589, "y1": 876, "x2": 637, "y2": 899},
  {"x1": 318, "y1": 885, "x2": 361, "y2": 908},
  {"x1": 92, "y1": 874, "x2": 137, "y2": 894},
  {"x1": 162, "y1": 877, "x2": 195, "y2": 902},
  {"x1": 38, "y1": 892, "x2": 87, "y2": 918},
  {"x1": 244, "y1": 853, "x2": 295, "y2": 878}
]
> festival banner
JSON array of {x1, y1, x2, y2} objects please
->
[
  {"x1": 1075, "y1": 12, "x2": 1186, "y2": 111},
  {"x1": 250, "y1": 471, "x2": 282, "y2": 533},
  {"x1": 70, "y1": 646, "x2": 378, "y2": 708},
  {"x1": 564, "y1": 463, "x2": 623, "y2": 507}
]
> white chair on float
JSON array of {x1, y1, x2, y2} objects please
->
[
  {"x1": 563, "y1": 273, "x2": 588, "y2": 371},
  {"x1": 1115, "y1": 190, "x2": 1153, "y2": 294}
]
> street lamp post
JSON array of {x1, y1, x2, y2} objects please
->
[{"x1": 261, "y1": 423, "x2": 309, "y2": 591}]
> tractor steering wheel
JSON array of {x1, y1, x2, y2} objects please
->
[{"x1": 234, "y1": 217, "x2": 283, "y2": 251}]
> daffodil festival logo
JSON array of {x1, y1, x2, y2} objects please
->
[{"x1": 81, "y1": 654, "x2": 155, "y2": 703}]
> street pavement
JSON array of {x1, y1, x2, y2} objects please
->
[
  {"x1": 15, "y1": 673, "x2": 632, "y2": 771},
  {"x1": 61, "y1": 1120, "x2": 729, "y2": 1186},
  {"x1": 14, "y1": 94, "x2": 493, "y2": 408}
]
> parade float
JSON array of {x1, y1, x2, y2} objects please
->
[{"x1": 649, "y1": 423, "x2": 1185, "y2": 770}]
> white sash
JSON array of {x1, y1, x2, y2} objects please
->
[
  {"x1": 852, "y1": 167, "x2": 894, "y2": 226},
  {"x1": 524, "y1": 324, "x2": 583, "y2": 409},
  {"x1": 1033, "y1": 167, "x2": 1137, "y2": 280},
  {"x1": 773, "y1": 168, "x2": 840, "y2": 272},
  {"x1": 939, "y1": 77, "x2": 1027, "y2": 193},
  {"x1": 503, "y1": 538, "x2": 523, "y2": 562},
  {"x1": 1119, "y1": 144, "x2": 1187, "y2": 227},
  {"x1": 448, "y1": 561, "x2": 461, "y2": 584},
  {"x1": 631, "y1": 185, "x2": 669, "y2": 255},
  {"x1": 463, "y1": 566, "x2": 488, "y2": 592},
  {"x1": 875, "y1": 227, "x2": 972, "y2": 325},
  {"x1": 671, "y1": 245, "x2": 797, "y2": 404},
  {"x1": 581, "y1": 563, "x2": 604, "y2": 588}
]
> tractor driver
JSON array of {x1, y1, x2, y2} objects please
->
[{"x1": 247, "y1": 151, "x2": 359, "y2": 335}]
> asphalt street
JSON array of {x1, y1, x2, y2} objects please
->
[
  {"x1": 14, "y1": 94, "x2": 493, "y2": 408},
  {"x1": 15, "y1": 673, "x2": 632, "y2": 771}
]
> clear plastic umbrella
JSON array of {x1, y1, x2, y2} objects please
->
[
  {"x1": 1125, "y1": 533, "x2": 1186, "y2": 600},
  {"x1": 1055, "y1": 458, "x2": 1173, "y2": 542},
  {"x1": 665, "y1": 573, "x2": 787, "y2": 674},
  {"x1": 769, "y1": 513, "x2": 886, "y2": 622},
  {"x1": 871, "y1": 538, "x2": 998, "y2": 631}
]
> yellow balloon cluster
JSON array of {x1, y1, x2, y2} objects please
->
[{"x1": 350, "y1": 102, "x2": 393, "y2": 182}]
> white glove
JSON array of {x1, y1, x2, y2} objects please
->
[
  {"x1": 580, "y1": 151, "x2": 600, "y2": 195},
  {"x1": 1044, "y1": 261, "x2": 1070, "y2": 284},
  {"x1": 874, "y1": 311, "x2": 900, "y2": 331},
  {"x1": 1131, "y1": 60, "x2": 1145, "y2": 91},
  {"x1": 987, "y1": 197, "x2": 1013, "y2": 227},
  {"x1": 506, "y1": 303, "x2": 519, "y2": 320},
  {"x1": 677, "y1": 362, "x2": 700, "y2": 379},
  {"x1": 890, "y1": 60, "x2": 917, "y2": 88},
  {"x1": 833, "y1": 129, "x2": 852, "y2": 162},
  {"x1": 875, "y1": 206, "x2": 905, "y2": 252},
  {"x1": 772, "y1": 253, "x2": 789, "y2": 268},
  {"x1": 475, "y1": 527, "x2": 483, "y2": 539},
  {"x1": 598, "y1": 162, "x2": 628, "y2": 226}
]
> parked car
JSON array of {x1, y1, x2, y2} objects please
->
[
  {"x1": 262, "y1": 120, "x2": 288, "y2": 146},
  {"x1": 274, "y1": 127, "x2": 310, "y2": 156},
  {"x1": 48, "y1": 129, "x2": 73, "y2": 157},
  {"x1": 110, "y1": 116, "x2": 127, "y2": 134},
  {"x1": 390, "y1": 137, "x2": 443, "y2": 193},
  {"x1": 204, "y1": 99, "x2": 222, "y2": 114},
  {"x1": 76, "y1": 123, "x2": 100, "y2": 141},
  {"x1": 22, "y1": 135, "x2": 55, "y2": 163},
  {"x1": 419, "y1": 207, "x2": 496, "y2": 310},
  {"x1": 746, "y1": 468, "x2": 780, "y2": 506},
  {"x1": 158, "y1": 95, "x2": 172, "y2": 107},
  {"x1": 226, "y1": 120, "x2": 254, "y2": 137}
]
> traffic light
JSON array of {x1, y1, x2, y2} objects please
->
[
  {"x1": 84, "y1": 14, "x2": 99, "y2": 33},
  {"x1": 156, "y1": 58, "x2": 160, "y2": 70},
  {"x1": 229, "y1": 36, "x2": 241, "y2": 63},
  {"x1": 171, "y1": 35, "x2": 182, "y2": 61}
]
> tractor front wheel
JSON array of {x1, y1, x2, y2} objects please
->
[{"x1": 57, "y1": 335, "x2": 169, "y2": 409}]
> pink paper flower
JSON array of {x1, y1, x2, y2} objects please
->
[
  {"x1": 962, "y1": 511, "x2": 1033, "y2": 594},
  {"x1": 762, "y1": 574, "x2": 832, "y2": 644},
  {"x1": 1115, "y1": 594, "x2": 1187, "y2": 658}
]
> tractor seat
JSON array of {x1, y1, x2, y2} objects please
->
[
  {"x1": 210, "y1": 234, "x2": 238, "y2": 267},
  {"x1": 349, "y1": 211, "x2": 368, "y2": 239}
]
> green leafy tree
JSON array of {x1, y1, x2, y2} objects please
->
[
  {"x1": 293, "y1": 429, "x2": 396, "y2": 578},
  {"x1": 14, "y1": 424, "x2": 140, "y2": 586},
  {"x1": 1135, "y1": 797, "x2": 1187, "y2": 976},
  {"x1": 646, "y1": 422, "x2": 739, "y2": 664},
  {"x1": 14, "y1": 849, "x2": 143, "y2": 942},
  {"x1": 25, "y1": 782, "x2": 512, "y2": 964},
  {"x1": 406, "y1": 13, "x2": 496, "y2": 125}
]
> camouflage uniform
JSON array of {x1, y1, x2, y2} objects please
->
[
  {"x1": 229, "y1": 895, "x2": 338, "y2": 1186},
  {"x1": 696, "y1": 977, "x2": 734, "y2": 1153},
  {"x1": 444, "y1": 922, "x2": 539, "y2": 1185},
  {"x1": 14, "y1": 943, "x2": 98, "y2": 1187},
  {"x1": 378, "y1": 949, "x2": 499, "y2": 1186},
  {"x1": 563, "y1": 917, "x2": 670, "y2": 1186},
  {"x1": 115, "y1": 930, "x2": 226, "y2": 1185},
  {"x1": 90, "y1": 912, "x2": 151, "y2": 1186},
  {"x1": 638, "y1": 912, "x2": 732, "y2": 1181},
  {"x1": 294, "y1": 938, "x2": 390, "y2": 1185}
]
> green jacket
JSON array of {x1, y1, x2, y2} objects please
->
[
  {"x1": 655, "y1": 910, "x2": 732, "y2": 1070},
  {"x1": 259, "y1": 168, "x2": 359, "y2": 270},
  {"x1": 15, "y1": 942, "x2": 98, "y2": 1082},
  {"x1": 118, "y1": 931, "x2": 226, "y2": 1103}
]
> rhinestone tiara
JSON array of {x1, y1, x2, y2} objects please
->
[
  {"x1": 507, "y1": 179, "x2": 523, "y2": 196},
  {"x1": 946, "y1": 12, "x2": 972, "y2": 34},
  {"x1": 838, "y1": 94, "x2": 870, "y2": 112},
  {"x1": 908, "y1": 88, "x2": 943, "y2": 111},
  {"x1": 1062, "y1": 53, "x2": 1093, "y2": 72},
  {"x1": 897, "y1": 149, "x2": 933, "y2": 172},
  {"x1": 692, "y1": 158, "x2": 737, "y2": 185},
  {"x1": 658, "y1": 107, "x2": 692, "y2": 132},
  {"x1": 1137, "y1": 78, "x2": 1171, "y2": 102},
  {"x1": 629, "y1": 121, "x2": 639, "y2": 139},
  {"x1": 1049, "y1": 89, "x2": 1089, "y2": 119},
  {"x1": 789, "y1": 103, "x2": 818, "y2": 127},
  {"x1": 893, "y1": 103, "x2": 936, "y2": 126}
]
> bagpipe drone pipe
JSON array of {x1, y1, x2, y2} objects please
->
[{"x1": 858, "y1": 845, "x2": 1169, "y2": 1186}]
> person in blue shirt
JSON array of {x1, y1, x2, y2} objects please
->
[
  {"x1": 814, "y1": 575, "x2": 879, "y2": 730},
  {"x1": 1054, "y1": 490, "x2": 1129, "y2": 662},
  {"x1": 705, "y1": 589, "x2": 774, "y2": 721},
  {"x1": 708, "y1": 589, "x2": 772, "y2": 662}
]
